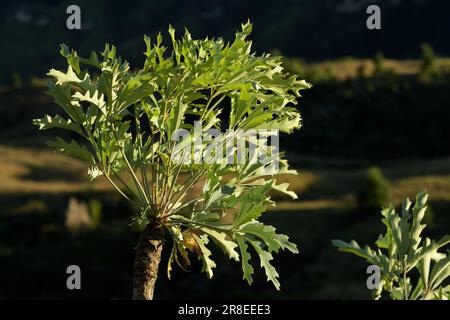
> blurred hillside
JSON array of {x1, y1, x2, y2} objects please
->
[{"x1": 1, "y1": 0, "x2": 450, "y2": 84}]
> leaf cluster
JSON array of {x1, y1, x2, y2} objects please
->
[
  {"x1": 333, "y1": 192, "x2": 450, "y2": 300},
  {"x1": 33, "y1": 21, "x2": 311, "y2": 289}
]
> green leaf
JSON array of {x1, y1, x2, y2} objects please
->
[
  {"x1": 236, "y1": 237, "x2": 254, "y2": 286},
  {"x1": 60, "y1": 44, "x2": 81, "y2": 74},
  {"x1": 72, "y1": 90, "x2": 107, "y2": 114},
  {"x1": 409, "y1": 191, "x2": 428, "y2": 254},
  {"x1": 375, "y1": 233, "x2": 389, "y2": 249},
  {"x1": 409, "y1": 278, "x2": 424, "y2": 300},
  {"x1": 430, "y1": 254, "x2": 450, "y2": 290},
  {"x1": 47, "y1": 137, "x2": 95, "y2": 164},
  {"x1": 47, "y1": 65, "x2": 91, "y2": 91},
  {"x1": 332, "y1": 239, "x2": 375, "y2": 263},
  {"x1": 271, "y1": 181, "x2": 298, "y2": 200},
  {"x1": 274, "y1": 234, "x2": 299, "y2": 254},
  {"x1": 254, "y1": 114, "x2": 302, "y2": 134},
  {"x1": 80, "y1": 51, "x2": 101, "y2": 68},
  {"x1": 248, "y1": 238, "x2": 281, "y2": 290},
  {"x1": 33, "y1": 114, "x2": 83, "y2": 135},
  {"x1": 230, "y1": 91, "x2": 254, "y2": 128},
  {"x1": 116, "y1": 78, "x2": 154, "y2": 112},
  {"x1": 234, "y1": 203, "x2": 265, "y2": 227},
  {"x1": 233, "y1": 183, "x2": 272, "y2": 226},
  {"x1": 166, "y1": 95, "x2": 188, "y2": 141},
  {"x1": 193, "y1": 234, "x2": 216, "y2": 279},
  {"x1": 200, "y1": 227, "x2": 239, "y2": 261},
  {"x1": 46, "y1": 83, "x2": 84, "y2": 124},
  {"x1": 239, "y1": 221, "x2": 280, "y2": 253}
]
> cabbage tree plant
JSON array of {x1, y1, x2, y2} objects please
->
[
  {"x1": 33, "y1": 21, "x2": 310, "y2": 299},
  {"x1": 333, "y1": 192, "x2": 450, "y2": 300}
]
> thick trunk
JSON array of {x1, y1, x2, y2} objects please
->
[{"x1": 132, "y1": 224, "x2": 164, "y2": 300}]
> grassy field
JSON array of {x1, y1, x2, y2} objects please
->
[{"x1": 284, "y1": 57, "x2": 450, "y2": 80}]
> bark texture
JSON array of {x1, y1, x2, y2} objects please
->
[{"x1": 132, "y1": 224, "x2": 164, "y2": 300}]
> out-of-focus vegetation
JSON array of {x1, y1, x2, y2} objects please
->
[{"x1": 357, "y1": 166, "x2": 390, "y2": 209}]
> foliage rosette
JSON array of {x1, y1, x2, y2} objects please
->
[{"x1": 33, "y1": 21, "x2": 311, "y2": 289}]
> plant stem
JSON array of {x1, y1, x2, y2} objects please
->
[
  {"x1": 109, "y1": 122, "x2": 150, "y2": 207},
  {"x1": 403, "y1": 260, "x2": 409, "y2": 300},
  {"x1": 135, "y1": 106, "x2": 152, "y2": 206},
  {"x1": 166, "y1": 167, "x2": 207, "y2": 213},
  {"x1": 133, "y1": 224, "x2": 164, "y2": 300},
  {"x1": 104, "y1": 173, "x2": 132, "y2": 202}
]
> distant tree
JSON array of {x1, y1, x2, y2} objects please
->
[
  {"x1": 419, "y1": 43, "x2": 438, "y2": 82},
  {"x1": 420, "y1": 43, "x2": 436, "y2": 73},
  {"x1": 358, "y1": 166, "x2": 390, "y2": 209},
  {"x1": 356, "y1": 63, "x2": 366, "y2": 78},
  {"x1": 373, "y1": 52, "x2": 385, "y2": 76},
  {"x1": 11, "y1": 72, "x2": 23, "y2": 89}
]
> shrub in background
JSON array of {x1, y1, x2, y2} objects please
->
[
  {"x1": 419, "y1": 43, "x2": 440, "y2": 83},
  {"x1": 88, "y1": 198, "x2": 103, "y2": 228},
  {"x1": 373, "y1": 52, "x2": 385, "y2": 76},
  {"x1": 358, "y1": 166, "x2": 390, "y2": 209},
  {"x1": 11, "y1": 72, "x2": 23, "y2": 90}
]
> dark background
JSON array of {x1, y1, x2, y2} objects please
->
[
  {"x1": 0, "y1": 0, "x2": 449, "y2": 299},
  {"x1": 2, "y1": 0, "x2": 450, "y2": 84}
]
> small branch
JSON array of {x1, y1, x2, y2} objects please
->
[
  {"x1": 166, "y1": 167, "x2": 207, "y2": 213},
  {"x1": 109, "y1": 122, "x2": 151, "y2": 207},
  {"x1": 104, "y1": 173, "x2": 132, "y2": 202}
]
